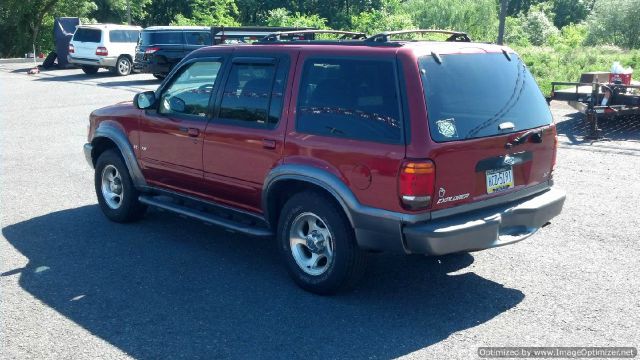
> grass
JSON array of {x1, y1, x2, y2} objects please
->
[{"x1": 514, "y1": 45, "x2": 640, "y2": 95}]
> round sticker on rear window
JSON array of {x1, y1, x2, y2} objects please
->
[{"x1": 436, "y1": 118, "x2": 458, "y2": 138}]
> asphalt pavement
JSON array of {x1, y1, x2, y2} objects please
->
[{"x1": 1, "y1": 64, "x2": 638, "y2": 359}]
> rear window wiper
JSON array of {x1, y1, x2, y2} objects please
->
[{"x1": 505, "y1": 127, "x2": 546, "y2": 149}]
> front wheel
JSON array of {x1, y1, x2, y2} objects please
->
[
  {"x1": 94, "y1": 149, "x2": 146, "y2": 222},
  {"x1": 277, "y1": 191, "x2": 367, "y2": 294},
  {"x1": 152, "y1": 73, "x2": 165, "y2": 80}
]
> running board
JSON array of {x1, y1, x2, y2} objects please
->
[{"x1": 138, "y1": 195, "x2": 273, "y2": 237}]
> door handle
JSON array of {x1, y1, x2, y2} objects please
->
[
  {"x1": 179, "y1": 127, "x2": 200, "y2": 137},
  {"x1": 262, "y1": 139, "x2": 277, "y2": 149}
]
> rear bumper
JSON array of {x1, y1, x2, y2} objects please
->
[
  {"x1": 350, "y1": 185, "x2": 565, "y2": 255},
  {"x1": 402, "y1": 188, "x2": 566, "y2": 255},
  {"x1": 68, "y1": 55, "x2": 117, "y2": 67},
  {"x1": 133, "y1": 57, "x2": 172, "y2": 75}
]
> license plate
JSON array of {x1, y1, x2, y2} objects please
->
[{"x1": 486, "y1": 167, "x2": 514, "y2": 194}]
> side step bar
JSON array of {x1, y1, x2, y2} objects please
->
[{"x1": 138, "y1": 195, "x2": 273, "y2": 237}]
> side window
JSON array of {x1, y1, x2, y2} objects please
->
[
  {"x1": 109, "y1": 30, "x2": 138, "y2": 43},
  {"x1": 127, "y1": 30, "x2": 140, "y2": 43},
  {"x1": 159, "y1": 60, "x2": 223, "y2": 118},
  {"x1": 109, "y1": 30, "x2": 125, "y2": 43},
  {"x1": 217, "y1": 57, "x2": 288, "y2": 127},
  {"x1": 296, "y1": 58, "x2": 402, "y2": 144},
  {"x1": 186, "y1": 31, "x2": 211, "y2": 45}
]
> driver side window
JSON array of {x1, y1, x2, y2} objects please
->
[{"x1": 159, "y1": 60, "x2": 222, "y2": 118}]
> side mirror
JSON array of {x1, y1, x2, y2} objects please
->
[
  {"x1": 134, "y1": 91, "x2": 156, "y2": 109},
  {"x1": 169, "y1": 97, "x2": 186, "y2": 113}
]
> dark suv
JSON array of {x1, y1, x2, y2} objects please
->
[
  {"x1": 134, "y1": 26, "x2": 312, "y2": 79},
  {"x1": 85, "y1": 29, "x2": 566, "y2": 294}
]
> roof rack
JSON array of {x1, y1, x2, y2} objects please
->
[
  {"x1": 365, "y1": 29, "x2": 471, "y2": 43},
  {"x1": 259, "y1": 29, "x2": 367, "y2": 43}
]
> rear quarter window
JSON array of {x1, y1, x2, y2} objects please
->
[
  {"x1": 109, "y1": 30, "x2": 140, "y2": 43},
  {"x1": 420, "y1": 53, "x2": 552, "y2": 142},
  {"x1": 296, "y1": 58, "x2": 403, "y2": 144},
  {"x1": 73, "y1": 28, "x2": 101, "y2": 43}
]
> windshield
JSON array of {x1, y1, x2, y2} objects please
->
[
  {"x1": 420, "y1": 53, "x2": 552, "y2": 142},
  {"x1": 73, "y1": 28, "x2": 101, "y2": 43}
]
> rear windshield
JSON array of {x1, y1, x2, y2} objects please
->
[
  {"x1": 140, "y1": 31, "x2": 184, "y2": 45},
  {"x1": 73, "y1": 28, "x2": 101, "y2": 43},
  {"x1": 109, "y1": 30, "x2": 139, "y2": 43},
  {"x1": 420, "y1": 53, "x2": 552, "y2": 142}
]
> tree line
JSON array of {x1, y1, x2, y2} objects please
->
[{"x1": 1, "y1": 0, "x2": 639, "y2": 57}]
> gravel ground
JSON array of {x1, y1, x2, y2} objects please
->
[{"x1": 1, "y1": 64, "x2": 638, "y2": 360}]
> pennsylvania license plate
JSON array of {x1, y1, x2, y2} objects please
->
[{"x1": 486, "y1": 167, "x2": 514, "y2": 194}]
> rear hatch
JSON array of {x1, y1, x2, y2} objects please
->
[
  {"x1": 71, "y1": 27, "x2": 102, "y2": 59},
  {"x1": 419, "y1": 51, "x2": 556, "y2": 212}
]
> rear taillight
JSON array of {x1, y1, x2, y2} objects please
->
[
  {"x1": 96, "y1": 46, "x2": 108, "y2": 56},
  {"x1": 144, "y1": 47, "x2": 159, "y2": 54},
  {"x1": 551, "y1": 131, "x2": 558, "y2": 171},
  {"x1": 68, "y1": 44, "x2": 74, "y2": 54},
  {"x1": 399, "y1": 160, "x2": 435, "y2": 210}
]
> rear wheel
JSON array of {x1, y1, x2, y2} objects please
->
[
  {"x1": 115, "y1": 56, "x2": 132, "y2": 76},
  {"x1": 94, "y1": 149, "x2": 146, "y2": 222},
  {"x1": 277, "y1": 191, "x2": 367, "y2": 294},
  {"x1": 82, "y1": 66, "x2": 99, "y2": 74}
]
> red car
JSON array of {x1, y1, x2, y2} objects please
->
[{"x1": 84, "y1": 30, "x2": 566, "y2": 294}]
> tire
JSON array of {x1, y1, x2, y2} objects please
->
[
  {"x1": 94, "y1": 149, "x2": 146, "y2": 222},
  {"x1": 82, "y1": 65, "x2": 99, "y2": 74},
  {"x1": 115, "y1": 56, "x2": 132, "y2": 76},
  {"x1": 153, "y1": 73, "x2": 165, "y2": 80},
  {"x1": 277, "y1": 191, "x2": 367, "y2": 294}
]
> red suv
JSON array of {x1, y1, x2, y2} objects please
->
[{"x1": 84, "y1": 30, "x2": 566, "y2": 294}]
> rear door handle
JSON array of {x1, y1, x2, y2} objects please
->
[
  {"x1": 179, "y1": 127, "x2": 200, "y2": 137},
  {"x1": 262, "y1": 139, "x2": 277, "y2": 149}
]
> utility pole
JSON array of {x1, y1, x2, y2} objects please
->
[
  {"x1": 127, "y1": 0, "x2": 132, "y2": 25},
  {"x1": 497, "y1": 0, "x2": 508, "y2": 45}
]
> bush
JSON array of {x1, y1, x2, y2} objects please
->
[
  {"x1": 262, "y1": 8, "x2": 328, "y2": 29},
  {"x1": 350, "y1": 1, "x2": 415, "y2": 35},
  {"x1": 505, "y1": 16, "x2": 531, "y2": 47},
  {"x1": 515, "y1": 45, "x2": 640, "y2": 94},
  {"x1": 523, "y1": 9, "x2": 559, "y2": 46},
  {"x1": 401, "y1": 0, "x2": 498, "y2": 42}
]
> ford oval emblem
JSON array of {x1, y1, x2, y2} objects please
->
[{"x1": 503, "y1": 155, "x2": 516, "y2": 166}]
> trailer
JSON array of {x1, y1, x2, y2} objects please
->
[{"x1": 549, "y1": 72, "x2": 640, "y2": 139}]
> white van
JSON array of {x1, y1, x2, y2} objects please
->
[{"x1": 68, "y1": 24, "x2": 141, "y2": 76}]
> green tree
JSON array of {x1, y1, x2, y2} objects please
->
[
  {"x1": 585, "y1": 0, "x2": 640, "y2": 49},
  {"x1": 171, "y1": 0, "x2": 240, "y2": 26},
  {"x1": 350, "y1": 0, "x2": 414, "y2": 35},
  {"x1": 92, "y1": 0, "x2": 150, "y2": 24},
  {"x1": 262, "y1": 8, "x2": 328, "y2": 28},
  {"x1": 552, "y1": 0, "x2": 590, "y2": 28},
  {"x1": 401, "y1": 0, "x2": 499, "y2": 42},
  {"x1": 0, "y1": 0, "x2": 96, "y2": 56},
  {"x1": 143, "y1": 0, "x2": 193, "y2": 26}
]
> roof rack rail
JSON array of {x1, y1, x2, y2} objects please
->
[
  {"x1": 365, "y1": 29, "x2": 471, "y2": 43},
  {"x1": 259, "y1": 29, "x2": 367, "y2": 42}
]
